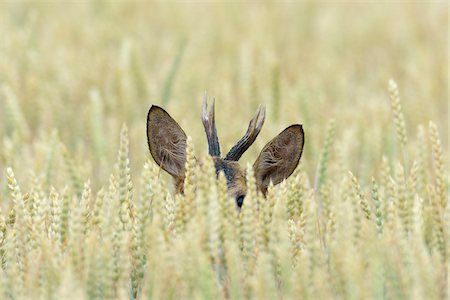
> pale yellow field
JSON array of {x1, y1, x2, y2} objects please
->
[{"x1": 0, "y1": 2, "x2": 448, "y2": 300}]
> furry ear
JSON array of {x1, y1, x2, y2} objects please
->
[
  {"x1": 147, "y1": 105, "x2": 187, "y2": 182},
  {"x1": 253, "y1": 125, "x2": 304, "y2": 195}
]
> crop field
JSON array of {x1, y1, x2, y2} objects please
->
[{"x1": 0, "y1": 2, "x2": 448, "y2": 300}]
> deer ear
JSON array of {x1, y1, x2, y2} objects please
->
[
  {"x1": 253, "y1": 125, "x2": 304, "y2": 195},
  {"x1": 147, "y1": 105, "x2": 187, "y2": 179}
]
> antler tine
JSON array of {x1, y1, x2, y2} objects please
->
[
  {"x1": 202, "y1": 93, "x2": 221, "y2": 157},
  {"x1": 225, "y1": 105, "x2": 266, "y2": 161}
]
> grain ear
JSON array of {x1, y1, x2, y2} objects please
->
[
  {"x1": 253, "y1": 125, "x2": 304, "y2": 195},
  {"x1": 147, "y1": 105, "x2": 187, "y2": 180}
]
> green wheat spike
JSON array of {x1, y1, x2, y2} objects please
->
[{"x1": 162, "y1": 39, "x2": 187, "y2": 105}]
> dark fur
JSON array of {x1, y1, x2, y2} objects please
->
[{"x1": 213, "y1": 158, "x2": 247, "y2": 201}]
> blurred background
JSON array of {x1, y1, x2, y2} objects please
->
[{"x1": 0, "y1": 2, "x2": 447, "y2": 191}]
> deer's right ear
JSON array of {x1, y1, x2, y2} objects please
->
[
  {"x1": 147, "y1": 105, "x2": 187, "y2": 179},
  {"x1": 253, "y1": 125, "x2": 304, "y2": 196}
]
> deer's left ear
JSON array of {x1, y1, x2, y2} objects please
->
[
  {"x1": 253, "y1": 125, "x2": 304, "y2": 195},
  {"x1": 147, "y1": 105, "x2": 187, "y2": 180}
]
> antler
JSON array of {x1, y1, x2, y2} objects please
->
[
  {"x1": 225, "y1": 105, "x2": 266, "y2": 161},
  {"x1": 202, "y1": 93, "x2": 221, "y2": 157}
]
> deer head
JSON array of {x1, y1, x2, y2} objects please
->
[{"x1": 147, "y1": 95, "x2": 305, "y2": 208}]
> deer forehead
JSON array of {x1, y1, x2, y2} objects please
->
[{"x1": 213, "y1": 158, "x2": 247, "y2": 193}]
